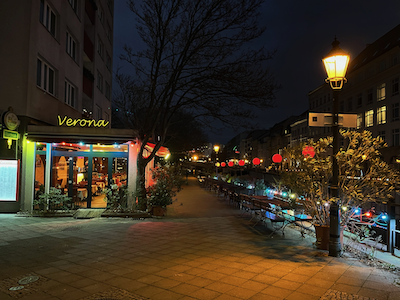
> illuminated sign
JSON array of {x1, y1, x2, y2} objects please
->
[
  {"x1": 58, "y1": 116, "x2": 109, "y2": 128},
  {"x1": 0, "y1": 160, "x2": 19, "y2": 201}
]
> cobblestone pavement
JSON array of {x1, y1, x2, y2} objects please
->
[{"x1": 0, "y1": 177, "x2": 399, "y2": 300}]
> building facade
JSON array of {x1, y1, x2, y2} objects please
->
[{"x1": 0, "y1": 0, "x2": 143, "y2": 213}]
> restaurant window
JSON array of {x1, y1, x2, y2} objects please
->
[
  {"x1": 65, "y1": 80, "x2": 76, "y2": 108},
  {"x1": 377, "y1": 106, "x2": 386, "y2": 125},
  {"x1": 365, "y1": 109, "x2": 373, "y2": 127},
  {"x1": 37, "y1": 58, "x2": 56, "y2": 95},
  {"x1": 393, "y1": 103, "x2": 399, "y2": 121},
  {"x1": 377, "y1": 83, "x2": 386, "y2": 101},
  {"x1": 66, "y1": 31, "x2": 77, "y2": 61},
  {"x1": 39, "y1": 0, "x2": 57, "y2": 37}
]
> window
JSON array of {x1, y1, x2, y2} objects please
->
[
  {"x1": 106, "y1": 23, "x2": 112, "y2": 42},
  {"x1": 97, "y1": 70, "x2": 103, "y2": 92},
  {"x1": 392, "y1": 78, "x2": 399, "y2": 96},
  {"x1": 106, "y1": 52, "x2": 111, "y2": 71},
  {"x1": 367, "y1": 88, "x2": 373, "y2": 104},
  {"x1": 97, "y1": 37, "x2": 104, "y2": 59},
  {"x1": 393, "y1": 103, "x2": 399, "y2": 121},
  {"x1": 96, "y1": 105, "x2": 102, "y2": 120},
  {"x1": 365, "y1": 110, "x2": 373, "y2": 127},
  {"x1": 347, "y1": 97, "x2": 353, "y2": 112},
  {"x1": 393, "y1": 129, "x2": 400, "y2": 146},
  {"x1": 377, "y1": 83, "x2": 386, "y2": 101},
  {"x1": 68, "y1": 0, "x2": 77, "y2": 13},
  {"x1": 356, "y1": 93, "x2": 362, "y2": 108},
  {"x1": 378, "y1": 130, "x2": 385, "y2": 142},
  {"x1": 105, "y1": 82, "x2": 111, "y2": 99},
  {"x1": 66, "y1": 31, "x2": 76, "y2": 61},
  {"x1": 37, "y1": 58, "x2": 55, "y2": 95},
  {"x1": 65, "y1": 81, "x2": 76, "y2": 108},
  {"x1": 357, "y1": 114, "x2": 363, "y2": 129},
  {"x1": 377, "y1": 106, "x2": 386, "y2": 125},
  {"x1": 97, "y1": 5, "x2": 104, "y2": 24},
  {"x1": 39, "y1": 0, "x2": 56, "y2": 37}
]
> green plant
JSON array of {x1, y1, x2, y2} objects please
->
[
  {"x1": 33, "y1": 187, "x2": 72, "y2": 212},
  {"x1": 103, "y1": 185, "x2": 133, "y2": 211},
  {"x1": 146, "y1": 163, "x2": 183, "y2": 209}
]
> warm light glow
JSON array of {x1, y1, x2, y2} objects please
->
[
  {"x1": 193, "y1": 155, "x2": 198, "y2": 161},
  {"x1": 322, "y1": 38, "x2": 350, "y2": 90},
  {"x1": 165, "y1": 153, "x2": 170, "y2": 160},
  {"x1": 215, "y1": 162, "x2": 220, "y2": 167},
  {"x1": 228, "y1": 161, "x2": 234, "y2": 167},
  {"x1": 272, "y1": 154, "x2": 282, "y2": 163},
  {"x1": 362, "y1": 154, "x2": 367, "y2": 160},
  {"x1": 365, "y1": 211, "x2": 371, "y2": 217},
  {"x1": 213, "y1": 145, "x2": 220, "y2": 153},
  {"x1": 252, "y1": 157, "x2": 261, "y2": 165},
  {"x1": 221, "y1": 162, "x2": 226, "y2": 167},
  {"x1": 238, "y1": 160, "x2": 245, "y2": 166}
]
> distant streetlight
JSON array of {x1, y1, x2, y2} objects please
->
[
  {"x1": 214, "y1": 145, "x2": 220, "y2": 175},
  {"x1": 322, "y1": 37, "x2": 350, "y2": 257}
]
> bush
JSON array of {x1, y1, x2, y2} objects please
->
[{"x1": 33, "y1": 187, "x2": 73, "y2": 212}]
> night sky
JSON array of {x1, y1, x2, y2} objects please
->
[{"x1": 113, "y1": 0, "x2": 400, "y2": 144}]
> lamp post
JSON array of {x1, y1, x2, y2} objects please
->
[
  {"x1": 322, "y1": 37, "x2": 350, "y2": 257},
  {"x1": 214, "y1": 145, "x2": 220, "y2": 176}
]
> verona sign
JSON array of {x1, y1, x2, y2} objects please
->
[{"x1": 57, "y1": 115, "x2": 109, "y2": 128}]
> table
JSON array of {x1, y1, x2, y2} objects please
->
[{"x1": 77, "y1": 188, "x2": 88, "y2": 200}]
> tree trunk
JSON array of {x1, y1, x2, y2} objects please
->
[{"x1": 136, "y1": 156, "x2": 148, "y2": 211}]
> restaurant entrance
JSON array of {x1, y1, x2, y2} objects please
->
[{"x1": 35, "y1": 143, "x2": 128, "y2": 208}]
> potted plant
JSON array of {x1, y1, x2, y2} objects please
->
[
  {"x1": 146, "y1": 163, "x2": 183, "y2": 216},
  {"x1": 282, "y1": 130, "x2": 399, "y2": 250},
  {"x1": 33, "y1": 187, "x2": 73, "y2": 214}
]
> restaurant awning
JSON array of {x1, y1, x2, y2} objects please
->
[{"x1": 144, "y1": 142, "x2": 170, "y2": 158}]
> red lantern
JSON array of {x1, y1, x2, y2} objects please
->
[
  {"x1": 252, "y1": 157, "x2": 260, "y2": 165},
  {"x1": 272, "y1": 154, "x2": 282, "y2": 163},
  {"x1": 302, "y1": 146, "x2": 315, "y2": 158},
  {"x1": 228, "y1": 161, "x2": 234, "y2": 167},
  {"x1": 221, "y1": 162, "x2": 226, "y2": 167},
  {"x1": 238, "y1": 160, "x2": 245, "y2": 166}
]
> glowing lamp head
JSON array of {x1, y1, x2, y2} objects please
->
[
  {"x1": 221, "y1": 162, "x2": 226, "y2": 167},
  {"x1": 213, "y1": 145, "x2": 220, "y2": 153},
  {"x1": 252, "y1": 157, "x2": 261, "y2": 165},
  {"x1": 238, "y1": 159, "x2": 245, "y2": 167},
  {"x1": 215, "y1": 162, "x2": 220, "y2": 167},
  {"x1": 322, "y1": 38, "x2": 350, "y2": 90},
  {"x1": 228, "y1": 161, "x2": 234, "y2": 167}
]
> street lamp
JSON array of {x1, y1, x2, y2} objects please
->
[
  {"x1": 322, "y1": 37, "x2": 350, "y2": 257},
  {"x1": 214, "y1": 145, "x2": 220, "y2": 175}
]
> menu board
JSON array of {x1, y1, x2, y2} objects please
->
[{"x1": 0, "y1": 160, "x2": 19, "y2": 201}]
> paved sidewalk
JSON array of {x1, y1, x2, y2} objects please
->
[{"x1": 0, "y1": 176, "x2": 399, "y2": 300}]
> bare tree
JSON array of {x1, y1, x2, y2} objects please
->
[{"x1": 115, "y1": 0, "x2": 279, "y2": 208}]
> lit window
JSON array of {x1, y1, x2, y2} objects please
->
[
  {"x1": 377, "y1": 83, "x2": 386, "y2": 101},
  {"x1": 66, "y1": 31, "x2": 77, "y2": 61},
  {"x1": 377, "y1": 106, "x2": 386, "y2": 124},
  {"x1": 65, "y1": 81, "x2": 76, "y2": 108},
  {"x1": 37, "y1": 58, "x2": 56, "y2": 95},
  {"x1": 39, "y1": 0, "x2": 57, "y2": 37},
  {"x1": 357, "y1": 114, "x2": 363, "y2": 129},
  {"x1": 365, "y1": 110, "x2": 374, "y2": 127}
]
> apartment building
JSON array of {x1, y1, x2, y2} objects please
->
[{"x1": 0, "y1": 0, "x2": 144, "y2": 213}]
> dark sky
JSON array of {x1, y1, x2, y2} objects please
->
[{"x1": 113, "y1": 0, "x2": 400, "y2": 144}]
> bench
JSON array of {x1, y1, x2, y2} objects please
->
[{"x1": 253, "y1": 209, "x2": 290, "y2": 237}]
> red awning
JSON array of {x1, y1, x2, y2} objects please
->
[{"x1": 143, "y1": 142, "x2": 170, "y2": 158}]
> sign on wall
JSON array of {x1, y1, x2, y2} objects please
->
[
  {"x1": 0, "y1": 160, "x2": 19, "y2": 201},
  {"x1": 57, "y1": 116, "x2": 109, "y2": 128}
]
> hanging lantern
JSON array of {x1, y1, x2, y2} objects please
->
[
  {"x1": 221, "y1": 162, "x2": 226, "y2": 167},
  {"x1": 302, "y1": 146, "x2": 315, "y2": 158},
  {"x1": 252, "y1": 157, "x2": 260, "y2": 165},
  {"x1": 228, "y1": 161, "x2": 234, "y2": 167},
  {"x1": 322, "y1": 38, "x2": 350, "y2": 90},
  {"x1": 238, "y1": 160, "x2": 245, "y2": 166},
  {"x1": 215, "y1": 162, "x2": 220, "y2": 167},
  {"x1": 272, "y1": 154, "x2": 282, "y2": 163}
]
